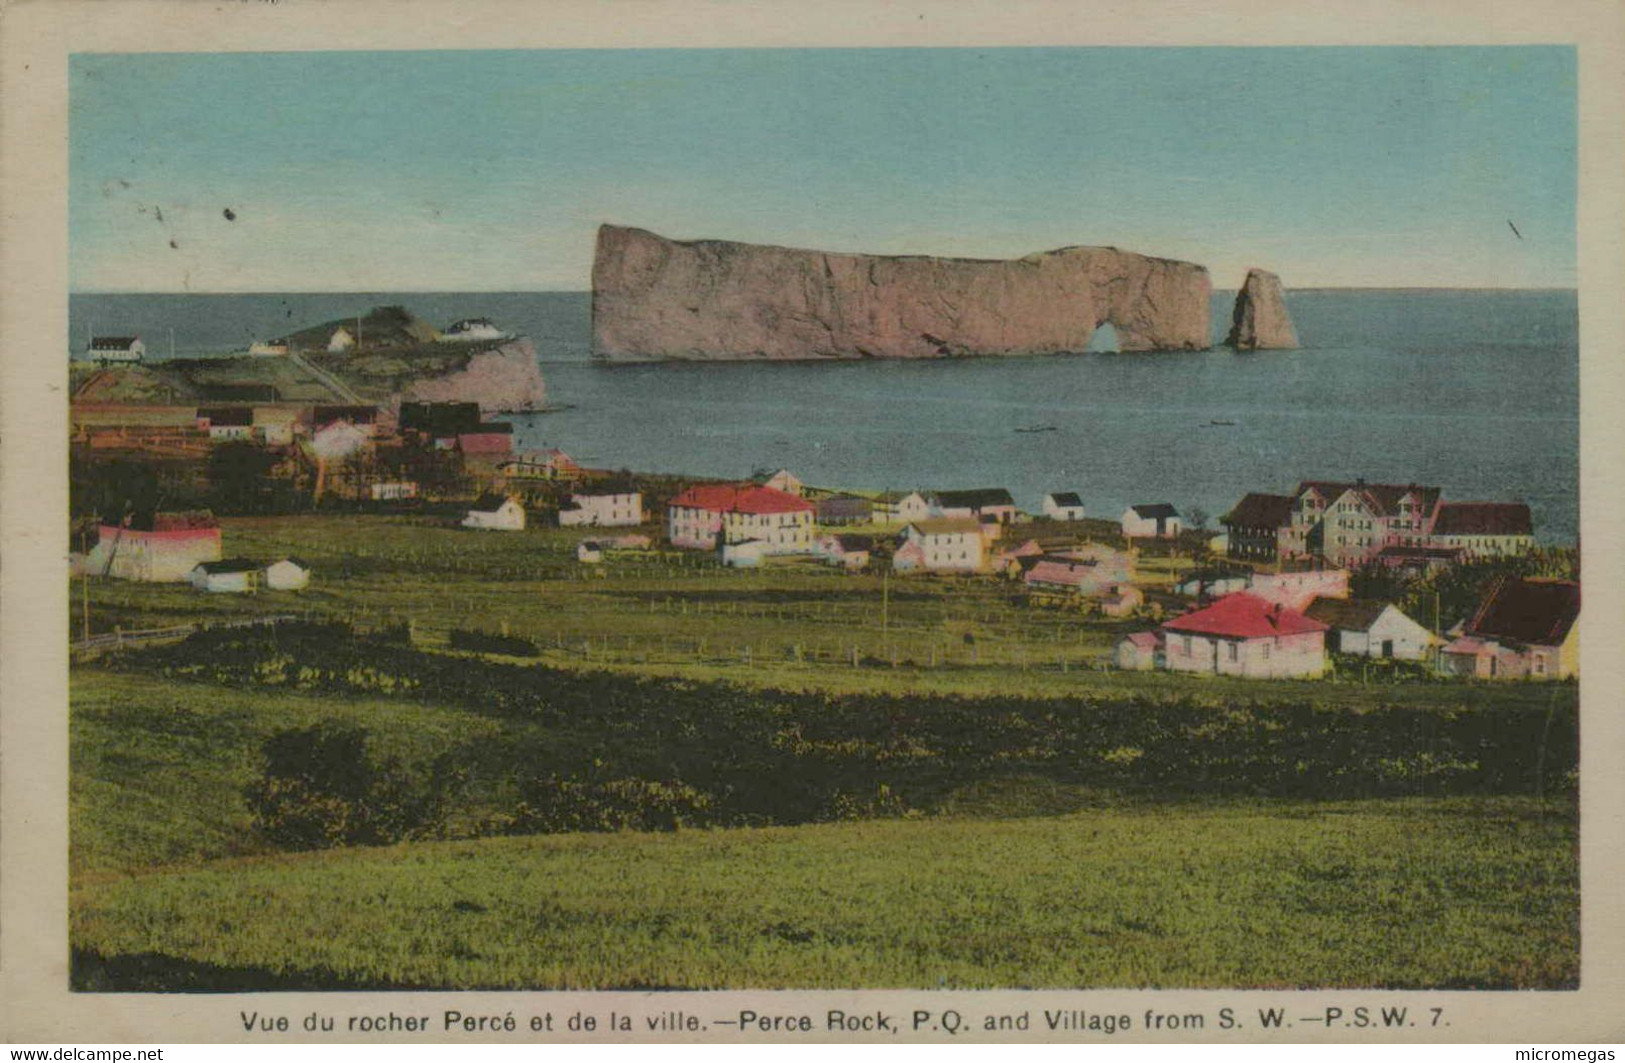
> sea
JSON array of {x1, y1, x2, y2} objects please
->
[{"x1": 69, "y1": 289, "x2": 1580, "y2": 543}]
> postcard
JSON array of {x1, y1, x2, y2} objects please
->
[{"x1": 2, "y1": 0, "x2": 1623, "y2": 1046}]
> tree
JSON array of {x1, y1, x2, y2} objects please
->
[{"x1": 1186, "y1": 506, "x2": 1210, "y2": 531}]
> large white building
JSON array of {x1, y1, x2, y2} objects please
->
[
  {"x1": 559, "y1": 489, "x2": 643, "y2": 528},
  {"x1": 666, "y1": 484, "x2": 815, "y2": 554},
  {"x1": 893, "y1": 518, "x2": 986, "y2": 573}
]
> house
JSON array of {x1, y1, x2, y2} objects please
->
[
  {"x1": 190, "y1": 559, "x2": 261, "y2": 594},
  {"x1": 895, "y1": 518, "x2": 986, "y2": 573},
  {"x1": 368, "y1": 481, "x2": 419, "y2": 502},
  {"x1": 313, "y1": 405, "x2": 380, "y2": 434},
  {"x1": 873, "y1": 491, "x2": 932, "y2": 526},
  {"x1": 762, "y1": 469, "x2": 804, "y2": 497},
  {"x1": 263, "y1": 558, "x2": 311, "y2": 591},
  {"x1": 1174, "y1": 568, "x2": 1251, "y2": 600},
  {"x1": 1043, "y1": 492, "x2": 1086, "y2": 521},
  {"x1": 1428, "y1": 502, "x2": 1535, "y2": 559},
  {"x1": 993, "y1": 538, "x2": 1045, "y2": 576},
  {"x1": 1122, "y1": 503, "x2": 1181, "y2": 539},
  {"x1": 820, "y1": 534, "x2": 873, "y2": 571},
  {"x1": 1023, "y1": 558, "x2": 1102, "y2": 596},
  {"x1": 455, "y1": 421, "x2": 514, "y2": 457},
  {"x1": 499, "y1": 449, "x2": 581, "y2": 482},
  {"x1": 463, "y1": 494, "x2": 526, "y2": 531},
  {"x1": 84, "y1": 511, "x2": 222, "y2": 582},
  {"x1": 933, "y1": 488, "x2": 1018, "y2": 525},
  {"x1": 197, "y1": 406, "x2": 255, "y2": 442},
  {"x1": 1281, "y1": 480, "x2": 1442, "y2": 565},
  {"x1": 665, "y1": 483, "x2": 815, "y2": 554},
  {"x1": 1439, "y1": 578, "x2": 1580, "y2": 680},
  {"x1": 1303, "y1": 597, "x2": 1434, "y2": 660},
  {"x1": 1160, "y1": 592, "x2": 1328, "y2": 679},
  {"x1": 559, "y1": 488, "x2": 642, "y2": 528},
  {"x1": 252, "y1": 406, "x2": 303, "y2": 447},
  {"x1": 443, "y1": 318, "x2": 507, "y2": 342},
  {"x1": 310, "y1": 419, "x2": 373, "y2": 462},
  {"x1": 1098, "y1": 584, "x2": 1145, "y2": 618},
  {"x1": 1373, "y1": 543, "x2": 1464, "y2": 579},
  {"x1": 817, "y1": 494, "x2": 872, "y2": 525},
  {"x1": 576, "y1": 541, "x2": 603, "y2": 564},
  {"x1": 1247, "y1": 569, "x2": 1349, "y2": 612},
  {"x1": 88, "y1": 336, "x2": 144, "y2": 364},
  {"x1": 247, "y1": 341, "x2": 289, "y2": 356},
  {"x1": 1220, "y1": 493, "x2": 1295, "y2": 562},
  {"x1": 720, "y1": 539, "x2": 773, "y2": 568},
  {"x1": 327, "y1": 327, "x2": 356, "y2": 353},
  {"x1": 1116, "y1": 631, "x2": 1162, "y2": 671}
]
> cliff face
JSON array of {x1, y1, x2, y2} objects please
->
[
  {"x1": 399, "y1": 338, "x2": 547, "y2": 414},
  {"x1": 592, "y1": 225, "x2": 1211, "y2": 360},
  {"x1": 1225, "y1": 269, "x2": 1299, "y2": 350}
]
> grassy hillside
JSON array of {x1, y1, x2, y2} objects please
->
[{"x1": 71, "y1": 797, "x2": 1577, "y2": 991}]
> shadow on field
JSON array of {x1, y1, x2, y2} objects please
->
[{"x1": 70, "y1": 947, "x2": 416, "y2": 993}]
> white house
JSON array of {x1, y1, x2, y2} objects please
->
[
  {"x1": 327, "y1": 327, "x2": 356, "y2": 353},
  {"x1": 463, "y1": 494, "x2": 525, "y2": 531},
  {"x1": 198, "y1": 407, "x2": 255, "y2": 441},
  {"x1": 1160, "y1": 592, "x2": 1329, "y2": 679},
  {"x1": 263, "y1": 558, "x2": 311, "y2": 591},
  {"x1": 190, "y1": 559, "x2": 261, "y2": 594},
  {"x1": 933, "y1": 488, "x2": 1019, "y2": 525},
  {"x1": 1043, "y1": 492, "x2": 1086, "y2": 521},
  {"x1": 1122, "y1": 503, "x2": 1181, "y2": 539},
  {"x1": 559, "y1": 489, "x2": 643, "y2": 528},
  {"x1": 762, "y1": 469, "x2": 804, "y2": 497},
  {"x1": 88, "y1": 336, "x2": 145, "y2": 364},
  {"x1": 1303, "y1": 597, "x2": 1434, "y2": 660},
  {"x1": 443, "y1": 318, "x2": 508, "y2": 342},
  {"x1": 247, "y1": 341, "x2": 289, "y2": 357},
  {"x1": 894, "y1": 518, "x2": 986, "y2": 573},
  {"x1": 873, "y1": 491, "x2": 932, "y2": 526},
  {"x1": 369, "y1": 481, "x2": 419, "y2": 502}
]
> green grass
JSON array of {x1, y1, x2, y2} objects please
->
[
  {"x1": 70, "y1": 670, "x2": 508, "y2": 881},
  {"x1": 71, "y1": 796, "x2": 1577, "y2": 991},
  {"x1": 74, "y1": 514, "x2": 1571, "y2": 705}
]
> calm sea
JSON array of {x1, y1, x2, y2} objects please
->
[{"x1": 69, "y1": 289, "x2": 1579, "y2": 542}]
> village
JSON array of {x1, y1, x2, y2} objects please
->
[{"x1": 69, "y1": 345, "x2": 1580, "y2": 686}]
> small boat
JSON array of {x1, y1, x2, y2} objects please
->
[
  {"x1": 1209, "y1": 419, "x2": 1237, "y2": 427},
  {"x1": 1014, "y1": 424, "x2": 1057, "y2": 434}
]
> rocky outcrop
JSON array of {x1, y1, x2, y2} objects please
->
[
  {"x1": 592, "y1": 225, "x2": 1211, "y2": 360},
  {"x1": 399, "y1": 338, "x2": 547, "y2": 414},
  {"x1": 1225, "y1": 269, "x2": 1299, "y2": 350}
]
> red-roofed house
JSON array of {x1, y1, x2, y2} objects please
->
[
  {"x1": 666, "y1": 483, "x2": 815, "y2": 555},
  {"x1": 1439, "y1": 578, "x2": 1579, "y2": 679},
  {"x1": 1160, "y1": 592, "x2": 1329, "y2": 678},
  {"x1": 1428, "y1": 502, "x2": 1535, "y2": 559}
]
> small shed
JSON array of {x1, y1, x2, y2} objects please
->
[
  {"x1": 1117, "y1": 631, "x2": 1161, "y2": 670},
  {"x1": 190, "y1": 559, "x2": 261, "y2": 594},
  {"x1": 263, "y1": 558, "x2": 311, "y2": 591},
  {"x1": 576, "y1": 541, "x2": 603, "y2": 564},
  {"x1": 1122, "y1": 503, "x2": 1181, "y2": 539},
  {"x1": 463, "y1": 494, "x2": 526, "y2": 531}
]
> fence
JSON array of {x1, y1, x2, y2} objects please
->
[{"x1": 71, "y1": 613, "x2": 302, "y2": 655}]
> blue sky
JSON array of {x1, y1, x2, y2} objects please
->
[{"x1": 70, "y1": 47, "x2": 1576, "y2": 291}]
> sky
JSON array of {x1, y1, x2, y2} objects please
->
[{"x1": 70, "y1": 47, "x2": 1577, "y2": 292}]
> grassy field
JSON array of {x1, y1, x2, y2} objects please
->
[
  {"x1": 74, "y1": 514, "x2": 1570, "y2": 705},
  {"x1": 71, "y1": 796, "x2": 1577, "y2": 991},
  {"x1": 68, "y1": 512, "x2": 1581, "y2": 992}
]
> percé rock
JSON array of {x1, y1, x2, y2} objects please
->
[
  {"x1": 399, "y1": 337, "x2": 547, "y2": 414},
  {"x1": 591, "y1": 225, "x2": 1211, "y2": 360},
  {"x1": 1225, "y1": 268, "x2": 1299, "y2": 350}
]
